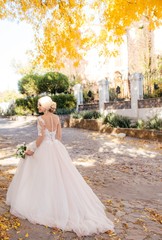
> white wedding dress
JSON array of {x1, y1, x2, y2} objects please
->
[{"x1": 6, "y1": 116, "x2": 114, "y2": 237}]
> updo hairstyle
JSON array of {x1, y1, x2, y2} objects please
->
[{"x1": 49, "y1": 101, "x2": 57, "y2": 113}]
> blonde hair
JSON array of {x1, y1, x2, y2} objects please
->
[
  {"x1": 49, "y1": 101, "x2": 57, "y2": 113},
  {"x1": 38, "y1": 96, "x2": 57, "y2": 113}
]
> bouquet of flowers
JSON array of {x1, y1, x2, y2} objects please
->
[{"x1": 16, "y1": 142, "x2": 27, "y2": 159}]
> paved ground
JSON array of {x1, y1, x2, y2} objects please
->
[{"x1": 0, "y1": 117, "x2": 162, "y2": 240}]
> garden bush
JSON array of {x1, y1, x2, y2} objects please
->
[
  {"x1": 134, "y1": 115, "x2": 162, "y2": 130},
  {"x1": 145, "y1": 115, "x2": 162, "y2": 130},
  {"x1": 15, "y1": 96, "x2": 39, "y2": 115},
  {"x1": 71, "y1": 110, "x2": 101, "y2": 120},
  {"x1": 134, "y1": 119, "x2": 146, "y2": 129},
  {"x1": 71, "y1": 111, "x2": 84, "y2": 119},
  {"x1": 83, "y1": 90, "x2": 95, "y2": 103},
  {"x1": 82, "y1": 110, "x2": 101, "y2": 120},
  {"x1": 14, "y1": 94, "x2": 76, "y2": 115},
  {"x1": 14, "y1": 105, "x2": 32, "y2": 116},
  {"x1": 56, "y1": 108, "x2": 75, "y2": 115},
  {"x1": 103, "y1": 112, "x2": 131, "y2": 128},
  {"x1": 51, "y1": 94, "x2": 76, "y2": 110}
]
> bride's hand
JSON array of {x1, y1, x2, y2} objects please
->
[{"x1": 25, "y1": 150, "x2": 34, "y2": 156}]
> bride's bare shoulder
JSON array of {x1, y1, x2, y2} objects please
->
[{"x1": 53, "y1": 114, "x2": 60, "y2": 121}]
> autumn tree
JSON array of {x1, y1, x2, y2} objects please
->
[{"x1": 0, "y1": 0, "x2": 162, "y2": 69}]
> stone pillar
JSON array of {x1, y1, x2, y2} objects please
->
[
  {"x1": 98, "y1": 79, "x2": 109, "y2": 112},
  {"x1": 129, "y1": 73, "x2": 144, "y2": 118},
  {"x1": 73, "y1": 84, "x2": 83, "y2": 111}
]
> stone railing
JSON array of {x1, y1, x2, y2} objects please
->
[
  {"x1": 78, "y1": 102, "x2": 99, "y2": 111},
  {"x1": 79, "y1": 98, "x2": 162, "y2": 111},
  {"x1": 138, "y1": 97, "x2": 162, "y2": 108},
  {"x1": 104, "y1": 100, "x2": 131, "y2": 109}
]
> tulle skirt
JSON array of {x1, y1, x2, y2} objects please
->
[{"x1": 6, "y1": 139, "x2": 114, "y2": 236}]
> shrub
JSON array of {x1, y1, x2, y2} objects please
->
[
  {"x1": 83, "y1": 90, "x2": 95, "y2": 103},
  {"x1": 145, "y1": 115, "x2": 162, "y2": 130},
  {"x1": 56, "y1": 108, "x2": 75, "y2": 115},
  {"x1": 103, "y1": 112, "x2": 131, "y2": 128},
  {"x1": 109, "y1": 88, "x2": 118, "y2": 101},
  {"x1": 71, "y1": 112, "x2": 83, "y2": 119},
  {"x1": 134, "y1": 116, "x2": 162, "y2": 130},
  {"x1": 14, "y1": 94, "x2": 76, "y2": 116},
  {"x1": 15, "y1": 96, "x2": 39, "y2": 115},
  {"x1": 51, "y1": 94, "x2": 76, "y2": 110},
  {"x1": 82, "y1": 110, "x2": 101, "y2": 120},
  {"x1": 71, "y1": 110, "x2": 101, "y2": 120},
  {"x1": 14, "y1": 105, "x2": 32, "y2": 116},
  {"x1": 134, "y1": 119, "x2": 146, "y2": 129}
]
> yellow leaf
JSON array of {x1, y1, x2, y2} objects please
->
[{"x1": 25, "y1": 233, "x2": 29, "y2": 238}]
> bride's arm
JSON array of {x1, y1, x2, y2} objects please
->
[
  {"x1": 35, "y1": 119, "x2": 46, "y2": 147},
  {"x1": 25, "y1": 119, "x2": 45, "y2": 155},
  {"x1": 56, "y1": 117, "x2": 62, "y2": 141}
]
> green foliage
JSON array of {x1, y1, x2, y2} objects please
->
[
  {"x1": 16, "y1": 143, "x2": 27, "y2": 159},
  {"x1": 18, "y1": 72, "x2": 69, "y2": 96},
  {"x1": 71, "y1": 110, "x2": 101, "y2": 120},
  {"x1": 15, "y1": 96, "x2": 39, "y2": 115},
  {"x1": 82, "y1": 110, "x2": 101, "y2": 119},
  {"x1": 14, "y1": 105, "x2": 32, "y2": 116},
  {"x1": 51, "y1": 94, "x2": 76, "y2": 109},
  {"x1": 134, "y1": 119, "x2": 145, "y2": 129},
  {"x1": 135, "y1": 115, "x2": 162, "y2": 130},
  {"x1": 14, "y1": 94, "x2": 76, "y2": 115},
  {"x1": 145, "y1": 115, "x2": 162, "y2": 130},
  {"x1": 56, "y1": 108, "x2": 75, "y2": 115},
  {"x1": 153, "y1": 82, "x2": 162, "y2": 98},
  {"x1": 71, "y1": 112, "x2": 83, "y2": 119},
  {"x1": 103, "y1": 112, "x2": 131, "y2": 128},
  {"x1": 144, "y1": 85, "x2": 162, "y2": 98},
  {"x1": 144, "y1": 69, "x2": 162, "y2": 99},
  {"x1": 38, "y1": 72, "x2": 69, "y2": 94},
  {"x1": 83, "y1": 90, "x2": 94, "y2": 103},
  {"x1": 109, "y1": 88, "x2": 118, "y2": 101},
  {"x1": 18, "y1": 74, "x2": 41, "y2": 96}
]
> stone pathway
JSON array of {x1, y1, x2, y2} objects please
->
[{"x1": 0, "y1": 117, "x2": 162, "y2": 240}]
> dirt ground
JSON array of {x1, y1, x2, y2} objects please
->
[{"x1": 0, "y1": 117, "x2": 162, "y2": 240}]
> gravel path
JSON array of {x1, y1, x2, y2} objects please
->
[{"x1": 0, "y1": 117, "x2": 162, "y2": 240}]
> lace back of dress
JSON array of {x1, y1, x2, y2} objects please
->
[
  {"x1": 38, "y1": 116, "x2": 56, "y2": 141},
  {"x1": 45, "y1": 116, "x2": 56, "y2": 141}
]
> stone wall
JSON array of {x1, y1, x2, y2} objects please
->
[
  {"x1": 69, "y1": 118, "x2": 102, "y2": 131},
  {"x1": 79, "y1": 103, "x2": 99, "y2": 111},
  {"x1": 138, "y1": 97, "x2": 162, "y2": 108},
  {"x1": 78, "y1": 97, "x2": 162, "y2": 121},
  {"x1": 104, "y1": 101, "x2": 131, "y2": 109},
  {"x1": 67, "y1": 118, "x2": 162, "y2": 142}
]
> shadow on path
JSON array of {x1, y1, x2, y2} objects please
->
[{"x1": 0, "y1": 119, "x2": 162, "y2": 240}]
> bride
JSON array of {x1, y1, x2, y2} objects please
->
[{"x1": 6, "y1": 96, "x2": 114, "y2": 237}]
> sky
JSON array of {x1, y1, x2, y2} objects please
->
[{"x1": 0, "y1": 20, "x2": 34, "y2": 92}]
